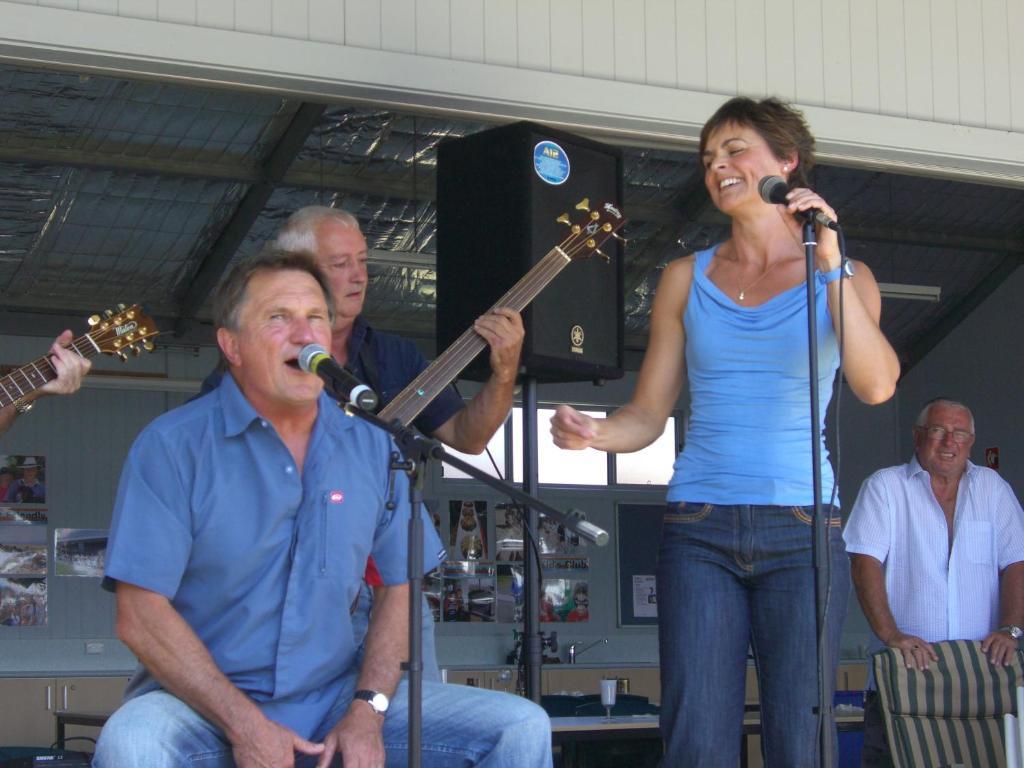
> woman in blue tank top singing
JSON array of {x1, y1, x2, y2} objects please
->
[{"x1": 551, "y1": 97, "x2": 899, "y2": 767}]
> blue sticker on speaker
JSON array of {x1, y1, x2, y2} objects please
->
[{"x1": 533, "y1": 140, "x2": 570, "y2": 185}]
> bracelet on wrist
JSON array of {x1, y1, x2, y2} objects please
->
[{"x1": 13, "y1": 397, "x2": 34, "y2": 415}]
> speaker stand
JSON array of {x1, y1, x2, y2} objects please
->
[{"x1": 521, "y1": 376, "x2": 543, "y2": 703}]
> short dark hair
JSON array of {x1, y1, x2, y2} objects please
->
[
  {"x1": 699, "y1": 97, "x2": 816, "y2": 188},
  {"x1": 212, "y1": 247, "x2": 335, "y2": 331}
]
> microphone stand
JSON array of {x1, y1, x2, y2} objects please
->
[
  {"x1": 799, "y1": 211, "x2": 836, "y2": 768},
  {"x1": 339, "y1": 402, "x2": 608, "y2": 767}
]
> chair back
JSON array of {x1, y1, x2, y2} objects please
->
[{"x1": 873, "y1": 639, "x2": 1023, "y2": 768}]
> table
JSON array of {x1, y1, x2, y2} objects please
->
[
  {"x1": 54, "y1": 710, "x2": 111, "y2": 750},
  {"x1": 551, "y1": 711, "x2": 864, "y2": 767}
]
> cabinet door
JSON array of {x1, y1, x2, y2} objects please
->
[
  {"x1": 483, "y1": 667, "x2": 516, "y2": 694},
  {"x1": 56, "y1": 676, "x2": 129, "y2": 749},
  {"x1": 58, "y1": 676, "x2": 129, "y2": 712},
  {"x1": 0, "y1": 677, "x2": 57, "y2": 748}
]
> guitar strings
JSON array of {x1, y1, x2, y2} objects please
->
[
  {"x1": 0, "y1": 335, "x2": 91, "y2": 405},
  {"x1": 381, "y1": 227, "x2": 612, "y2": 425},
  {"x1": 382, "y1": 247, "x2": 572, "y2": 422}
]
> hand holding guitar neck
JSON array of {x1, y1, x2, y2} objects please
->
[
  {"x1": 379, "y1": 198, "x2": 627, "y2": 428},
  {"x1": 0, "y1": 304, "x2": 160, "y2": 436}
]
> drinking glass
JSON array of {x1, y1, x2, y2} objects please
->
[{"x1": 600, "y1": 678, "x2": 617, "y2": 720}]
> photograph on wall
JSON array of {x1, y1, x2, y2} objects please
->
[
  {"x1": 55, "y1": 528, "x2": 109, "y2": 577},
  {"x1": 449, "y1": 499, "x2": 488, "y2": 561},
  {"x1": 0, "y1": 576, "x2": 46, "y2": 626},
  {"x1": 424, "y1": 570, "x2": 442, "y2": 624},
  {"x1": 496, "y1": 563, "x2": 524, "y2": 623},
  {"x1": 0, "y1": 521, "x2": 47, "y2": 576},
  {"x1": 540, "y1": 557, "x2": 590, "y2": 622},
  {"x1": 494, "y1": 503, "x2": 524, "y2": 562},
  {"x1": 441, "y1": 561, "x2": 496, "y2": 623},
  {"x1": 540, "y1": 578, "x2": 590, "y2": 623},
  {"x1": 0, "y1": 454, "x2": 46, "y2": 504},
  {"x1": 538, "y1": 517, "x2": 586, "y2": 556}
]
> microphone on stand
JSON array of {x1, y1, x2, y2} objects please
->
[
  {"x1": 298, "y1": 343, "x2": 379, "y2": 411},
  {"x1": 564, "y1": 508, "x2": 609, "y2": 546},
  {"x1": 758, "y1": 175, "x2": 839, "y2": 231}
]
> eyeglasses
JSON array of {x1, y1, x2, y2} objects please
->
[{"x1": 919, "y1": 425, "x2": 974, "y2": 444}]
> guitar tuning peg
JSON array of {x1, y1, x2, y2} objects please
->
[
  {"x1": 116, "y1": 350, "x2": 128, "y2": 362},
  {"x1": 556, "y1": 213, "x2": 571, "y2": 226},
  {"x1": 88, "y1": 315, "x2": 100, "y2": 327},
  {"x1": 611, "y1": 232, "x2": 627, "y2": 243},
  {"x1": 594, "y1": 248, "x2": 610, "y2": 263},
  {"x1": 116, "y1": 303, "x2": 126, "y2": 312},
  {"x1": 103, "y1": 309, "x2": 114, "y2": 319},
  {"x1": 143, "y1": 340, "x2": 155, "y2": 352},
  {"x1": 574, "y1": 198, "x2": 591, "y2": 211},
  {"x1": 130, "y1": 345, "x2": 141, "y2": 357}
]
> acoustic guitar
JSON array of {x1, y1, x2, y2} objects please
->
[{"x1": 0, "y1": 304, "x2": 159, "y2": 409}]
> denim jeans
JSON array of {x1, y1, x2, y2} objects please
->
[
  {"x1": 350, "y1": 580, "x2": 442, "y2": 683},
  {"x1": 656, "y1": 502, "x2": 850, "y2": 768},
  {"x1": 93, "y1": 677, "x2": 552, "y2": 767}
]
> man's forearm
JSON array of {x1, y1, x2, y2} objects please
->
[
  {"x1": 357, "y1": 583, "x2": 410, "y2": 698},
  {"x1": 0, "y1": 406, "x2": 16, "y2": 439},
  {"x1": 850, "y1": 554, "x2": 900, "y2": 643},
  {"x1": 437, "y1": 375, "x2": 515, "y2": 455},
  {"x1": 998, "y1": 561, "x2": 1024, "y2": 628},
  {"x1": 116, "y1": 583, "x2": 264, "y2": 742}
]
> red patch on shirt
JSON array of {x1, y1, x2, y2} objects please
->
[{"x1": 329, "y1": 490, "x2": 344, "y2": 504}]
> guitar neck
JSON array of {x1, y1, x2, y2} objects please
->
[
  {"x1": 0, "y1": 335, "x2": 98, "y2": 410},
  {"x1": 379, "y1": 246, "x2": 573, "y2": 427}
]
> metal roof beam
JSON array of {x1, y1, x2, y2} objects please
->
[
  {"x1": 900, "y1": 254, "x2": 1023, "y2": 375},
  {"x1": 173, "y1": 101, "x2": 325, "y2": 335}
]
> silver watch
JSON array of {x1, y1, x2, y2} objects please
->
[
  {"x1": 999, "y1": 625, "x2": 1023, "y2": 640},
  {"x1": 354, "y1": 689, "x2": 389, "y2": 715}
]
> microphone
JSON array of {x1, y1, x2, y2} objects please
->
[
  {"x1": 565, "y1": 508, "x2": 609, "y2": 546},
  {"x1": 758, "y1": 175, "x2": 839, "y2": 231},
  {"x1": 297, "y1": 344, "x2": 379, "y2": 411}
]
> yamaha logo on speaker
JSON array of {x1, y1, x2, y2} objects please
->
[{"x1": 570, "y1": 325, "x2": 585, "y2": 354}]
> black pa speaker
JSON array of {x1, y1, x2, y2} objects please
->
[{"x1": 436, "y1": 121, "x2": 624, "y2": 383}]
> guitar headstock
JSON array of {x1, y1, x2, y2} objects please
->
[
  {"x1": 86, "y1": 304, "x2": 160, "y2": 361},
  {"x1": 555, "y1": 198, "x2": 628, "y2": 262}
]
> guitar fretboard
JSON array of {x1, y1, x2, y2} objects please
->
[
  {"x1": 378, "y1": 246, "x2": 572, "y2": 427},
  {"x1": 0, "y1": 336, "x2": 96, "y2": 409}
]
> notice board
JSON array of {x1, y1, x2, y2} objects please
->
[{"x1": 615, "y1": 503, "x2": 662, "y2": 626}]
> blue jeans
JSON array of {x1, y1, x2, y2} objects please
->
[
  {"x1": 656, "y1": 502, "x2": 850, "y2": 768},
  {"x1": 350, "y1": 580, "x2": 442, "y2": 683},
  {"x1": 92, "y1": 678, "x2": 552, "y2": 767}
]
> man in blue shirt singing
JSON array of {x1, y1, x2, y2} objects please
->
[{"x1": 94, "y1": 248, "x2": 551, "y2": 767}]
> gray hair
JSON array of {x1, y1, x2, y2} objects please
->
[
  {"x1": 275, "y1": 206, "x2": 362, "y2": 254},
  {"x1": 212, "y1": 247, "x2": 335, "y2": 332},
  {"x1": 915, "y1": 398, "x2": 975, "y2": 434}
]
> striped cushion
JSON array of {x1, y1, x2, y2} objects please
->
[{"x1": 873, "y1": 639, "x2": 1023, "y2": 768}]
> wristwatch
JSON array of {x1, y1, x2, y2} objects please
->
[
  {"x1": 999, "y1": 625, "x2": 1023, "y2": 640},
  {"x1": 354, "y1": 689, "x2": 390, "y2": 715},
  {"x1": 822, "y1": 259, "x2": 855, "y2": 284}
]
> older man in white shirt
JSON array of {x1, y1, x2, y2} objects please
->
[{"x1": 844, "y1": 397, "x2": 1024, "y2": 768}]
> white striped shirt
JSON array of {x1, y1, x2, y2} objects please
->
[{"x1": 845, "y1": 457, "x2": 1024, "y2": 661}]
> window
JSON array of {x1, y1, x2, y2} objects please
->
[
  {"x1": 440, "y1": 424, "x2": 506, "y2": 480},
  {"x1": 511, "y1": 407, "x2": 608, "y2": 485}
]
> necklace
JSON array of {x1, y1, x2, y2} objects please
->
[{"x1": 737, "y1": 259, "x2": 782, "y2": 301}]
